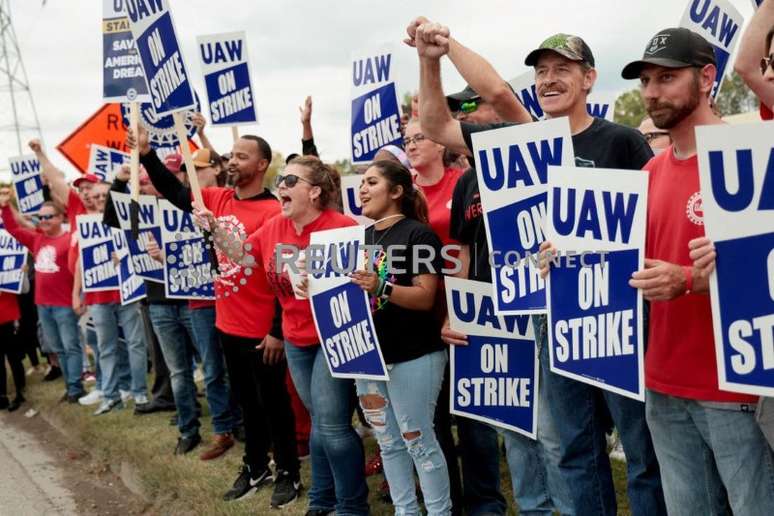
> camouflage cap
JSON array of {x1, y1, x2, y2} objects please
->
[{"x1": 524, "y1": 33, "x2": 595, "y2": 68}]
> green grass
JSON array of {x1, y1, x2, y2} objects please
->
[{"x1": 18, "y1": 365, "x2": 630, "y2": 515}]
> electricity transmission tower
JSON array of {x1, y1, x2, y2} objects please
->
[{"x1": 0, "y1": 0, "x2": 42, "y2": 178}]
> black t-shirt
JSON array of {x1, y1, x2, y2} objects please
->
[
  {"x1": 366, "y1": 217, "x2": 445, "y2": 364},
  {"x1": 452, "y1": 118, "x2": 653, "y2": 283}
]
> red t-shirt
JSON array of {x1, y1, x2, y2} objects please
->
[
  {"x1": 644, "y1": 148, "x2": 757, "y2": 403},
  {"x1": 247, "y1": 210, "x2": 357, "y2": 346},
  {"x1": 189, "y1": 299, "x2": 215, "y2": 310},
  {"x1": 414, "y1": 167, "x2": 462, "y2": 247},
  {"x1": 201, "y1": 187, "x2": 281, "y2": 338},
  {"x1": 2, "y1": 206, "x2": 74, "y2": 307},
  {"x1": 67, "y1": 190, "x2": 87, "y2": 230},
  {"x1": 0, "y1": 292, "x2": 20, "y2": 325}
]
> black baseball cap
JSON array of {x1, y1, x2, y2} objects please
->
[
  {"x1": 622, "y1": 28, "x2": 716, "y2": 79},
  {"x1": 524, "y1": 34, "x2": 595, "y2": 68},
  {"x1": 446, "y1": 85, "x2": 481, "y2": 112}
]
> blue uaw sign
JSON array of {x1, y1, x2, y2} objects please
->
[
  {"x1": 102, "y1": 0, "x2": 149, "y2": 102},
  {"x1": 121, "y1": 90, "x2": 200, "y2": 149},
  {"x1": 159, "y1": 200, "x2": 215, "y2": 300},
  {"x1": 697, "y1": 123, "x2": 774, "y2": 397},
  {"x1": 77, "y1": 214, "x2": 119, "y2": 293},
  {"x1": 471, "y1": 117, "x2": 574, "y2": 314},
  {"x1": 445, "y1": 277, "x2": 538, "y2": 438},
  {"x1": 197, "y1": 31, "x2": 257, "y2": 126},
  {"x1": 309, "y1": 225, "x2": 387, "y2": 380},
  {"x1": 0, "y1": 230, "x2": 27, "y2": 294},
  {"x1": 340, "y1": 175, "x2": 372, "y2": 226},
  {"x1": 9, "y1": 154, "x2": 44, "y2": 216},
  {"x1": 680, "y1": 0, "x2": 744, "y2": 98},
  {"x1": 350, "y1": 50, "x2": 403, "y2": 164},
  {"x1": 109, "y1": 191, "x2": 164, "y2": 283},
  {"x1": 546, "y1": 166, "x2": 648, "y2": 400},
  {"x1": 112, "y1": 228, "x2": 146, "y2": 304},
  {"x1": 88, "y1": 144, "x2": 130, "y2": 182},
  {"x1": 124, "y1": 0, "x2": 195, "y2": 116}
]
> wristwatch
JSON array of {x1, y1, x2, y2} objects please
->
[{"x1": 380, "y1": 281, "x2": 394, "y2": 301}]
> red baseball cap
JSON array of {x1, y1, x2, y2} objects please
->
[{"x1": 73, "y1": 174, "x2": 99, "y2": 188}]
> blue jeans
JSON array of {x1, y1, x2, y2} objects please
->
[
  {"x1": 284, "y1": 341, "x2": 369, "y2": 515},
  {"x1": 38, "y1": 305, "x2": 83, "y2": 396},
  {"x1": 90, "y1": 302, "x2": 147, "y2": 401},
  {"x1": 148, "y1": 304, "x2": 198, "y2": 438},
  {"x1": 457, "y1": 417, "x2": 506, "y2": 515},
  {"x1": 534, "y1": 315, "x2": 665, "y2": 516},
  {"x1": 646, "y1": 390, "x2": 774, "y2": 516},
  {"x1": 189, "y1": 307, "x2": 235, "y2": 435},
  {"x1": 356, "y1": 350, "x2": 451, "y2": 516}
]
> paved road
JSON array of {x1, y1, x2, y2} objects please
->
[{"x1": 0, "y1": 416, "x2": 78, "y2": 515}]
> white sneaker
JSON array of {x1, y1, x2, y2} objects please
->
[
  {"x1": 25, "y1": 367, "x2": 36, "y2": 377},
  {"x1": 120, "y1": 390, "x2": 132, "y2": 403},
  {"x1": 610, "y1": 441, "x2": 626, "y2": 462},
  {"x1": 133, "y1": 393, "x2": 149, "y2": 405},
  {"x1": 93, "y1": 398, "x2": 122, "y2": 416},
  {"x1": 78, "y1": 390, "x2": 103, "y2": 406},
  {"x1": 193, "y1": 368, "x2": 204, "y2": 383}
]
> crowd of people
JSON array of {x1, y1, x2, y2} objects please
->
[{"x1": 2, "y1": 3, "x2": 774, "y2": 515}]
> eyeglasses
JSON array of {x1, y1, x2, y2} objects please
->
[
  {"x1": 644, "y1": 131, "x2": 670, "y2": 143},
  {"x1": 760, "y1": 54, "x2": 774, "y2": 75},
  {"x1": 459, "y1": 99, "x2": 480, "y2": 114},
  {"x1": 404, "y1": 134, "x2": 427, "y2": 146},
  {"x1": 275, "y1": 173, "x2": 315, "y2": 188},
  {"x1": 38, "y1": 214, "x2": 56, "y2": 220}
]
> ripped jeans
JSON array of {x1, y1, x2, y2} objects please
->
[{"x1": 356, "y1": 350, "x2": 451, "y2": 516}]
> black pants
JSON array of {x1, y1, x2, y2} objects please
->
[
  {"x1": 434, "y1": 362, "x2": 464, "y2": 515},
  {"x1": 0, "y1": 322, "x2": 25, "y2": 398},
  {"x1": 219, "y1": 330, "x2": 299, "y2": 476},
  {"x1": 18, "y1": 290, "x2": 40, "y2": 366},
  {"x1": 140, "y1": 303, "x2": 174, "y2": 407}
]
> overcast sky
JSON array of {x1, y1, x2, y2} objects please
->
[{"x1": 1, "y1": 0, "x2": 757, "y2": 180}]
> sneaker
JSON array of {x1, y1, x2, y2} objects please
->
[
  {"x1": 43, "y1": 366, "x2": 62, "y2": 382},
  {"x1": 78, "y1": 390, "x2": 103, "y2": 406},
  {"x1": 67, "y1": 391, "x2": 87, "y2": 404},
  {"x1": 133, "y1": 394, "x2": 149, "y2": 405},
  {"x1": 120, "y1": 390, "x2": 132, "y2": 403},
  {"x1": 193, "y1": 368, "x2": 204, "y2": 383},
  {"x1": 174, "y1": 434, "x2": 202, "y2": 455},
  {"x1": 610, "y1": 441, "x2": 626, "y2": 462},
  {"x1": 93, "y1": 398, "x2": 122, "y2": 416},
  {"x1": 25, "y1": 367, "x2": 37, "y2": 377},
  {"x1": 271, "y1": 470, "x2": 301, "y2": 508},
  {"x1": 199, "y1": 433, "x2": 234, "y2": 461},
  {"x1": 8, "y1": 395, "x2": 25, "y2": 412},
  {"x1": 222, "y1": 465, "x2": 272, "y2": 501}
]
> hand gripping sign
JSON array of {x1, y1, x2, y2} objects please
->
[
  {"x1": 350, "y1": 49, "x2": 403, "y2": 164},
  {"x1": 697, "y1": 123, "x2": 774, "y2": 397},
  {"x1": 109, "y1": 191, "x2": 164, "y2": 283},
  {"x1": 545, "y1": 166, "x2": 648, "y2": 401},
  {"x1": 102, "y1": 0, "x2": 150, "y2": 102},
  {"x1": 445, "y1": 277, "x2": 539, "y2": 438},
  {"x1": 679, "y1": 0, "x2": 744, "y2": 98},
  {"x1": 197, "y1": 31, "x2": 258, "y2": 126},
  {"x1": 340, "y1": 175, "x2": 372, "y2": 226},
  {"x1": 111, "y1": 228, "x2": 147, "y2": 305},
  {"x1": 0, "y1": 230, "x2": 27, "y2": 294},
  {"x1": 77, "y1": 214, "x2": 119, "y2": 293},
  {"x1": 88, "y1": 144, "x2": 130, "y2": 183},
  {"x1": 159, "y1": 200, "x2": 215, "y2": 300},
  {"x1": 471, "y1": 117, "x2": 574, "y2": 314},
  {"x1": 9, "y1": 155, "x2": 44, "y2": 215},
  {"x1": 308, "y1": 225, "x2": 388, "y2": 380},
  {"x1": 123, "y1": 0, "x2": 195, "y2": 116}
]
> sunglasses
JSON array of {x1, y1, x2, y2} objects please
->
[
  {"x1": 404, "y1": 133, "x2": 427, "y2": 146},
  {"x1": 644, "y1": 131, "x2": 670, "y2": 143},
  {"x1": 275, "y1": 173, "x2": 315, "y2": 188},
  {"x1": 38, "y1": 214, "x2": 57, "y2": 220},
  {"x1": 761, "y1": 54, "x2": 774, "y2": 75},
  {"x1": 459, "y1": 99, "x2": 481, "y2": 114}
]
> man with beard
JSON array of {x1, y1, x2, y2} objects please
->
[
  {"x1": 623, "y1": 28, "x2": 774, "y2": 515},
  {"x1": 406, "y1": 17, "x2": 665, "y2": 516}
]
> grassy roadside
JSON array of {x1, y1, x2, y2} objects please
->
[{"x1": 18, "y1": 367, "x2": 629, "y2": 515}]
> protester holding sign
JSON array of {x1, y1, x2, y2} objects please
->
[
  {"x1": 0, "y1": 291, "x2": 25, "y2": 412},
  {"x1": 0, "y1": 194, "x2": 85, "y2": 403},
  {"x1": 622, "y1": 28, "x2": 774, "y2": 514},
  {"x1": 734, "y1": 0, "x2": 774, "y2": 117},
  {"x1": 349, "y1": 160, "x2": 451, "y2": 514}
]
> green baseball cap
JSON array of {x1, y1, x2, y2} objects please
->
[{"x1": 524, "y1": 33, "x2": 595, "y2": 68}]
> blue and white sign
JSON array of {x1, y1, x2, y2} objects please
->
[
  {"x1": 309, "y1": 225, "x2": 387, "y2": 380},
  {"x1": 112, "y1": 228, "x2": 146, "y2": 305},
  {"x1": 0, "y1": 230, "x2": 27, "y2": 294},
  {"x1": 159, "y1": 200, "x2": 215, "y2": 300},
  {"x1": 586, "y1": 93, "x2": 616, "y2": 122},
  {"x1": 88, "y1": 144, "x2": 130, "y2": 183},
  {"x1": 545, "y1": 166, "x2": 648, "y2": 400},
  {"x1": 197, "y1": 31, "x2": 257, "y2": 126},
  {"x1": 350, "y1": 50, "x2": 403, "y2": 164},
  {"x1": 109, "y1": 191, "x2": 164, "y2": 283},
  {"x1": 509, "y1": 71, "x2": 615, "y2": 121},
  {"x1": 445, "y1": 277, "x2": 538, "y2": 438},
  {"x1": 102, "y1": 0, "x2": 149, "y2": 102},
  {"x1": 340, "y1": 175, "x2": 372, "y2": 226},
  {"x1": 471, "y1": 118, "x2": 574, "y2": 314},
  {"x1": 680, "y1": 0, "x2": 744, "y2": 97},
  {"x1": 9, "y1": 155, "x2": 44, "y2": 215},
  {"x1": 77, "y1": 214, "x2": 119, "y2": 293},
  {"x1": 697, "y1": 123, "x2": 774, "y2": 397},
  {"x1": 752, "y1": 0, "x2": 764, "y2": 10},
  {"x1": 124, "y1": 0, "x2": 195, "y2": 116},
  {"x1": 121, "y1": 91, "x2": 201, "y2": 150}
]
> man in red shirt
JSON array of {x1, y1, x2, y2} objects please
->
[
  {"x1": 0, "y1": 194, "x2": 85, "y2": 402},
  {"x1": 623, "y1": 28, "x2": 774, "y2": 514}
]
